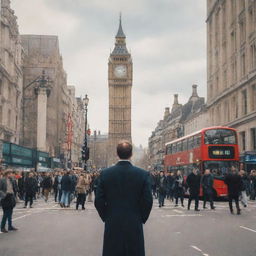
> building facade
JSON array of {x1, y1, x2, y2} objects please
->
[
  {"x1": 21, "y1": 35, "x2": 84, "y2": 165},
  {"x1": 0, "y1": 0, "x2": 23, "y2": 143},
  {"x1": 207, "y1": 0, "x2": 256, "y2": 153},
  {"x1": 148, "y1": 85, "x2": 206, "y2": 170},
  {"x1": 108, "y1": 17, "x2": 133, "y2": 165},
  {"x1": 88, "y1": 130, "x2": 108, "y2": 170}
]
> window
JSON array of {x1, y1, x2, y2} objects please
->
[
  {"x1": 251, "y1": 85, "x2": 256, "y2": 111},
  {"x1": 204, "y1": 129, "x2": 237, "y2": 145},
  {"x1": 172, "y1": 143, "x2": 177, "y2": 154},
  {"x1": 242, "y1": 90, "x2": 247, "y2": 115},
  {"x1": 0, "y1": 106, "x2": 2, "y2": 124},
  {"x1": 8, "y1": 109, "x2": 11, "y2": 127},
  {"x1": 177, "y1": 141, "x2": 182, "y2": 152},
  {"x1": 231, "y1": 31, "x2": 236, "y2": 53},
  {"x1": 231, "y1": 59, "x2": 237, "y2": 84},
  {"x1": 194, "y1": 135, "x2": 201, "y2": 148},
  {"x1": 182, "y1": 139, "x2": 188, "y2": 151},
  {"x1": 241, "y1": 52, "x2": 246, "y2": 77},
  {"x1": 250, "y1": 43, "x2": 256, "y2": 70},
  {"x1": 239, "y1": 20, "x2": 246, "y2": 44},
  {"x1": 188, "y1": 137, "x2": 194, "y2": 150},
  {"x1": 251, "y1": 128, "x2": 256, "y2": 150},
  {"x1": 223, "y1": 69, "x2": 227, "y2": 89},
  {"x1": 240, "y1": 131, "x2": 246, "y2": 151},
  {"x1": 0, "y1": 79, "x2": 2, "y2": 95}
]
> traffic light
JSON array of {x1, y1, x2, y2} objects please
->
[{"x1": 82, "y1": 147, "x2": 89, "y2": 162}]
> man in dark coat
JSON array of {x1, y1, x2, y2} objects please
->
[
  {"x1": 24, "y1": 172, "x2": 37, "y2": 208},
  {"x1": 156, "y1": 171, "x2": 167, "y2": 207},
  {"x1": 201, "y1": 169, "x2": 215, "y2": 210},
  {"x1": 95, "y1": 141, "x2": 153, "y2": 256},
  {"x1": 186, "y1": 168, "x2": 201, "y2": 211},
  {"x1": 225, "y1": 168, "x2": 242, "y2": 215}
]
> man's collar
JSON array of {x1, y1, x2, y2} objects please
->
[{"x1": 118, "y1": 160, "x2": 131, "y2": 162}]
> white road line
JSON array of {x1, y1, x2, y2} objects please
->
[
  {"x1": 163, "y1": 214, "x2": 202, "y2": 217},
  {"x1": 240, "y1": 226, "x2": 256, "y2": 233},
  {"x1": 191, "y1": 246, "x2": 202, "y2": 252},
  {"x1": 191, "y1": 245, "x2": 210, "y2": 256},
  {"x1": 173, "y1": 209, "x2": 183, "y2": 214},
  {"x1": 13, "y1": 214, "x2": 31, "y2": 221}
]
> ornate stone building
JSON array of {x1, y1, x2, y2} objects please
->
[
  {"x1": 88, "y1": 130, "x2": 108, "y2": 169},
  {"x1": 207, "y1": 0, "x2": 256, "y2": 153},
  {"x1": 108, "y1": 17, "x2": 133, "y2": 165},
  {"x1": 0, "y1": 0, "x2": 23, "y2": 143},
  {"x1": 148, "y1": 85, "x2": 206, "y2": 170},
  {"x1": 21, "y1": 35, "x2": 84, "y2": 164}
]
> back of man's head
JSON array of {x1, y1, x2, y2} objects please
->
[{"x1": 117, "y1": 140, "x2": 132, "y2": 160}]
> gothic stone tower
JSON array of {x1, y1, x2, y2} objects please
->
[{"x1": 108, "y1": 16, "x2": 133, "y2": 165}]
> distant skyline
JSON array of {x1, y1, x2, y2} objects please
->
[{"x1": 12, "y1": 0, "x2": 206, "y2": 147}]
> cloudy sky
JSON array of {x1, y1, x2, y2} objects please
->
[{"x1": 12, "y1": 0, "x2": 207, "y2": 147}]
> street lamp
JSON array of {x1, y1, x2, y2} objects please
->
[{"x1": 82, "y1": 94, "x2": 90, "y2": 171}]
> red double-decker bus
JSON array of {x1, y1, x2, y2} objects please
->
[{"x1": 164, "y1": 127, "x2": 240, "y2": 198}]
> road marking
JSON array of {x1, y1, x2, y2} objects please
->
[
  {"x1": 13, "y1": 214, "x2": 31, "y2": 221},
  {"x1": 173, "y1": 209, "x2": 183, "y2": 214},
  {"x1": 191, "y1": 245, "x2": 209, "y2": 256},
  {"x1": 240, "y1": 226, "x2": 256, "y2": 233},
  {"x1": 163, "y1": 214, "x2": 202, "y2": 217}
]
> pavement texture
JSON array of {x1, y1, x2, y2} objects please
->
[{"x1": 0, "y1": 196, "x2": 256, "y2": 256}]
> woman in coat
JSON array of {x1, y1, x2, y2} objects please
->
[{"x1": 76, "y1": 173, "x2": 90, "y2": 210}]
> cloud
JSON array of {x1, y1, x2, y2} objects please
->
[{"x1": 11, "y1": 0, "x2": 207, "y2": 147}]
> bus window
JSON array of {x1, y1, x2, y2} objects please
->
[
  {"x1": 183, "y1": 139, "x2": 188, "y2": 151},
  {"x1": 172, "y1": 143, "x2": 177, "y2": 153},
  {"x1": 204, "y1": 129, "x2": 237, "y2": 145},
  {"x1": 194, "y1": 135, "x2": 201, "y2": 147},
  {"x1": 177, "y1": 142, "x2": 182, "y2": 152},
  {"x1": 188, "y1": 137, "x2": 194, "y2": 150}
]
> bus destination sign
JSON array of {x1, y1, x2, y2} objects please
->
[{"x1": 208, "y1": 146, "x2": 235, "y2": 159}]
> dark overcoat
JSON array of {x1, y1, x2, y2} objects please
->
[
  {"x1": 95, "y1": 161, "x2": 153, "y2": 256},
  {"x1": 224, "y1": 173, "x2": 242, "y2": 196},
  {"x1": 186, "y1": 172, "x2": 201, "y2": 195}
]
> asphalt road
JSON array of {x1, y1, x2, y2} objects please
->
[{"x1": 0, "y1": 196, "x2": 256, "y2": 256}]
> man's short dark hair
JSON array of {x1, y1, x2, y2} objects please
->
[{"x1": 117, "y1": 141, "x2": 132, "y2": 159}]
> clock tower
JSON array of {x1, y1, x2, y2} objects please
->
[{"x1": 108, "y1": 16, "x2": 133, "y2": 165}]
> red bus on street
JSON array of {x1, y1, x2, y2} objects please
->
[{"x1": 164, "y1": 127, "x2": 240, "y2": 198}]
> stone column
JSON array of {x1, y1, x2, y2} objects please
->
[{"x1": 36, "y1": 87, "x2": 48, "y2": 151}]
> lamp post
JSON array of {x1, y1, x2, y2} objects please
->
[{"x1": 82, "y1": 94, "x2": 89, "y2": 171}]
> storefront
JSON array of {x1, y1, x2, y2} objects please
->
[{"x1": 240, "y1": 151, "x2": 256, "y2": 173}]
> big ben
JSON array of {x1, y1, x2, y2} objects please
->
[{"x1": 108, "y1": 16, "x2": 133, "y2": 165}]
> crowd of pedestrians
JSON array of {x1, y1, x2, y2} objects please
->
[
  {"x1": 1, "y1": 165, "x2": 256, "y2": 233},
  {"x1": 0, "y1": 168, "x2": 100, "y2": 233},
  {"x1": 150, "y1": 168, "x2": 256, "y2": 215}
]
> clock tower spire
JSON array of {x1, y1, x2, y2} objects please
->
[{"x1": 108, "y1": 15, "x2": 133, "y2": 166}]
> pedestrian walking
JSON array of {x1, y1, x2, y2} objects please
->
[
  {"x1": 225, "y1": 168, "x2": 242, "y2": 215},
  {"x1": 157, "y1": 171, "x2": 167, "y2": 207},
  {"x1": 186, "y1": 168, "x2": 201, "y2": 211},
  {"x1": 60, "y1": 171, "x2": 72, "y2": 208},
  {"x1": 239, "y1": 170, "x2": 249, "y2": 207},
  {"x1": 0, "y1": 170, "x2": 18, "y2": 233},
  {"x1": 166, "y1": 172, "x2": 174, "y2": 201},
  {"x1": 250, "y1": 170, "x2": 256, "y2": 200},
  {"x1": 23, "y1": 172, "x2": 37, "y2": 208},
  {"x1": 53, "y1": 172, "x2": 62, "y2": 203},
  {"x1": 95, "y1": 141, "x2": 153, "y2": 256},
  {"x1": 174, "y1": 170, "x2": 185, "y2": 207},
  {"x1": 41, "y1": 173, "x2": 52, "y2": 202},
  {"x1": 201, "y1": 169, "x2": 215, "y2": 210},
  {"x1": 76, "y1": 174, "x2": 87, "y2": 210}
]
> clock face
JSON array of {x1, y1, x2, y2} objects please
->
[{"x1": 114, "y1": 65, "x2": 127, "y2": 78}]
